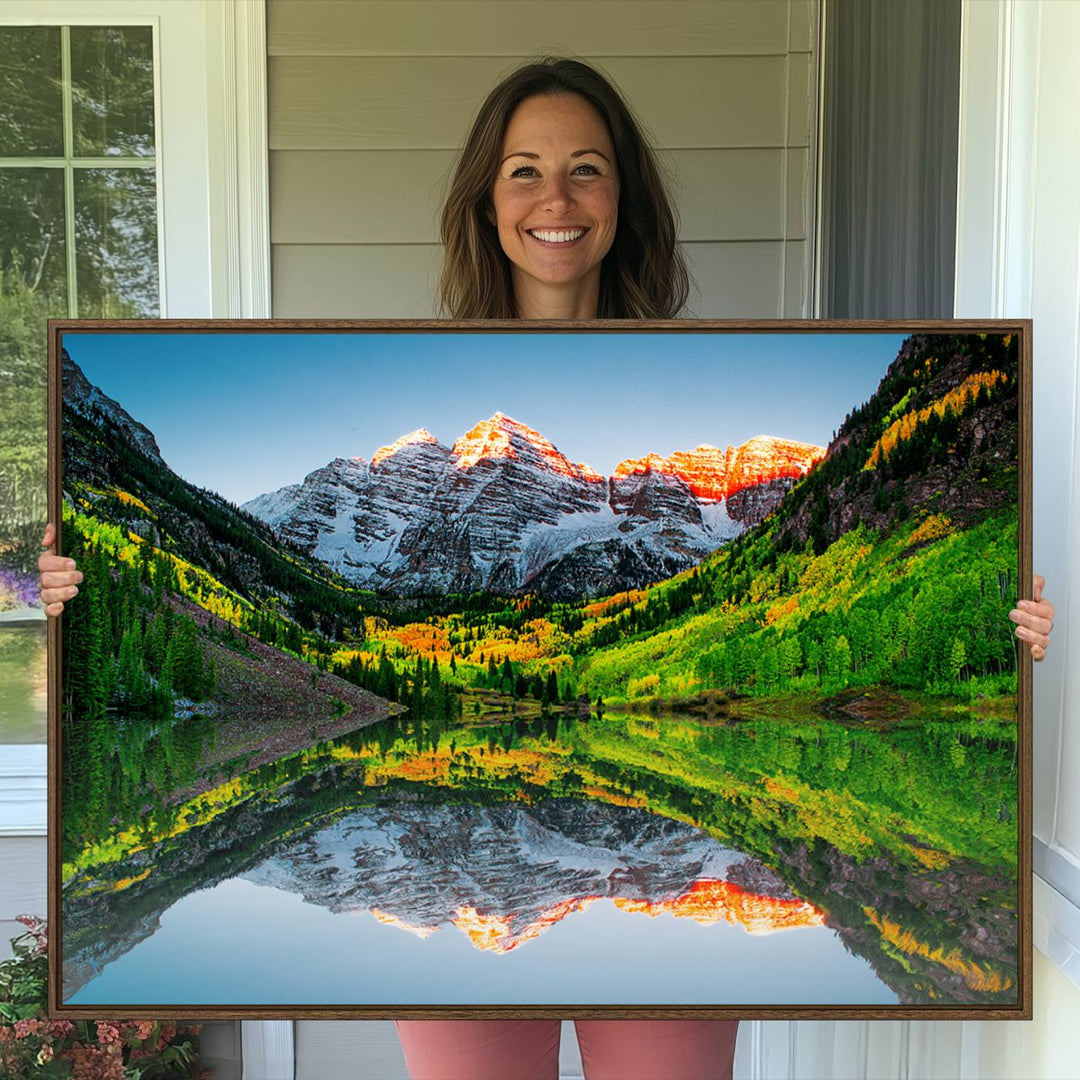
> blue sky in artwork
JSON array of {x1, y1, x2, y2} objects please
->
[
  {"x1": 63, "y1": 331, "x2": 907, "y2": 505},
  {"x1": 66, "y1": 876, "x2": 898, "y2": 1007}
]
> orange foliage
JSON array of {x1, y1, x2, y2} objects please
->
[
  {"x1": 765, "y1": 596, "x2": 799, "y2": 625},
  {"x1": 113, "y1": 868, "x2": 152, "y2": 891},
  {"x1": 386, "y1": 622, "x2": 453, "y2": 663},
  {"x1": 581, "y1": 785, "x2": 647, "y2": 808},
  {"x1": 907, "y1": 513, "x2": 953, "y2": 547},
  {"x1": 864, "y1": 907, "x2": 1013, "y2": 992},
  {"x1": 762, "y1": 776, "x2": 801, "y2": 802},
  {"x1": 109, "y1": 487, "x2": 153, "y2": 515},
  {"x1": 909, "y1": 846, "x2": 951, "y2": 870},
  {"x1": 865, "y1": 370, "x2": 1007, "y2": 469},
  {"x1": 582, "y1": 590, "x2": 647, "y2": 619}
]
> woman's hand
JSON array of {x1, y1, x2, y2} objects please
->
[
  {"x1": 1009, "y1": 574, "x2": 1054, "y2": 662},
  {"x1": 38, "y1": 523, "x2": 82, "y2": 618}
]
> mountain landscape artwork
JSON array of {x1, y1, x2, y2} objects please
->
[{"x1": 52, "y1": 324, "x2": 1028, "y2": 1017}]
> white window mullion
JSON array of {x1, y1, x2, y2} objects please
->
[{"x1": 60, "y1": 24, "x2": 77, "y2": 316}]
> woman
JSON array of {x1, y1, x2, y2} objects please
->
[{"x1": 40, "y1": 56, "x2": 1054, "y2": 1080}]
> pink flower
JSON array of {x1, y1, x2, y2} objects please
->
[
  {"x1": 0, "y1": 1026, "x2": 13, "y2": 1043},
  {"x1": 96, "y1": 1021, "x2": 122, "y2": 1045},
  {"x1": 14, "y1": 1018, "x2": 41, "y2": 1039},
  {"x1": 48, "y1": 1020, "x2": 76, "y2": 1039},
  {"x1": 64, "y1": 1045, "x2": 125, "y2": 1080},
  {"x1": 125, "y1": 1019, "x2": 156, "y2": 1042},
  {"x1": 15, "y1": 914, "x2": 44, "y2": 933}
]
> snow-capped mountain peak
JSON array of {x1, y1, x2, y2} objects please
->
[
  {"x1": 372, "y1": 428, "x2": 443, "y2": 467},
  {"x1": 242, "y1": 415, "x2": 822, "y2": 598}
]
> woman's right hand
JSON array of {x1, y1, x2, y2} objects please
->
[{"x1": 38, "y1": 523, "x2": 82, "y2": 618}]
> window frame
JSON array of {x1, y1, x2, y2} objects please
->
[{"x1": 0, "y1": 22, "x2": 164, "y2": 318}]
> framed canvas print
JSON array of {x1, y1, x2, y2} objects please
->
[{"x1": 47, "y1": 319, "x2": 1031, "y2": 1020}]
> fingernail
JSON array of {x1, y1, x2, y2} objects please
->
[
  {"x1": 76, "y1": 573, "x2": 83, "y2": 582},
  {"x1": 68, "y1": 586, "x2": 78, "y2": 597}
]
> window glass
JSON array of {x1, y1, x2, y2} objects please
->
[
  {"x1": 70, "y1": 26, "x2": 155, "y2": 158},
  {"x1": 74, "y1": 167, "x2": 159, "y2": 318},
  {"x1": 0, "y1": 27, "x2": 64, "y2": 157}
]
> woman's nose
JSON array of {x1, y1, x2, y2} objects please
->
[{"x1": 541, "y1": 174, "x2": 574, "y2": 213}]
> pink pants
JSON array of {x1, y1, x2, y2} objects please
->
[{"x1": 395, "y1": 1020, "x2": 739, "y2": 1080}]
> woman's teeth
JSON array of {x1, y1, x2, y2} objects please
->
[{"x1": 529, "y1": 229, "x2": 585, "y2": 243}]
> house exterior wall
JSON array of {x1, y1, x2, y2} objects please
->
[{"x1": 266, "y1": 0, "x2": 816, "y2": 318}]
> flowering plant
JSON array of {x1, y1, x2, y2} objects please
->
[{"x1": 0, "y1": 916, "x2": 205, "y2": 1079}]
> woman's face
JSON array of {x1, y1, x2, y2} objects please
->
[{"x1": 491, "y1": 93, "x2": 619, "y2": 312}]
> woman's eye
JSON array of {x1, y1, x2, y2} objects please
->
[
  {"x1": 572, "y1": 163, "x2": 601, "y2": 175},
  {"x1": 509, "y1": 165, "x2": 538, "y2": 178}
]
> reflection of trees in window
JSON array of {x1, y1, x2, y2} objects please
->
[{"x1": 0, "y1": 25, "x2": 157, "y2": 590}]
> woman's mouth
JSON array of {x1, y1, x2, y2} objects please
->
[{"x1": 527, "y1": 228, "x2": 588, "y2": 245}]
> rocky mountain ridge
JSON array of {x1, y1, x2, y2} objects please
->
[{"x1": 244, "y1": 413, "x2": 824, "y2": 599}]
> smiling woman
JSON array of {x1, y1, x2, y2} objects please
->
[
  {"x1": 491, "y1": 93, "x2": 620, "y2": 318},
  {"x1": 438, "y1": 56, "x2": 688, "y2": 321}
]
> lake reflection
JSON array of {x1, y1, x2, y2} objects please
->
[{"x1": 61, "y1": 706, "x2": 1019, "y2": 1007}]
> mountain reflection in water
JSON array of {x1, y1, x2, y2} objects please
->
[
  {"x1": 61, "y1": 707, "x2": 1018, "y2": 1007},
  {"x1": 241, "y1": 801, "x2": 826, "y2": 954}
]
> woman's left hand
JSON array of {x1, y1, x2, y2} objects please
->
[{"x1": 1009, "y1": 574, "x2": 1055, "y2": 662}]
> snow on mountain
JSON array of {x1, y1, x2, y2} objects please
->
[
  {"x1": 241, "y1": 800, "x2": 810, "y2": 952},
  {"x1": 242, "y1": 414, "x2": 823, "y2": 599}
]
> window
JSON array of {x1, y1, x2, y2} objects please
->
[{"x1": 0, "y1": 22, "x2": 160, "y2": 748}]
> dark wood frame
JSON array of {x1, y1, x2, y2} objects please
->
[{"x1": 47, "y1": 317, "x2": 1033, "y2": 1021}]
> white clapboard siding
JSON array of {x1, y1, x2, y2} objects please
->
[
  {"x1": 267, "y1": 0, "x2": 816, "y2": 321},
  {"x1": 267, "y1": 0, "x2": 796, "y2": 58},
  {"x1": 273, "y1": 243, "x2": 443, "y2": 317},
  {"x1": 0, "y1": 835, "x2": 46, "y2": 960},
  {"x1": 270, "y1": 148, "x2": 809, "y2": 245},
  {"x1": 270, "y1": 55, "x2": 791, "y2": 151},
  {"x1": 272, "y1": 239, "x2": 802, "y2": 319}
]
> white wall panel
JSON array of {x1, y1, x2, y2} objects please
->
[{"x1": 955, "y1": 0, "x2": 1080, "y2": 890}]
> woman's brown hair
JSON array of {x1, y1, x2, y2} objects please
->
[{"x1": 438, "y1": 57, "x2": 690, "y2": 319}]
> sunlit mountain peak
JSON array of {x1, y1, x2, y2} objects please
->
[
  {"x1": 451, "y1": 413, "x2": 601, "y2": 481},
  {"x1": 372, "y1": 428, "x2": 442, "y2": 467},
  {"x1": 451, "y1": 897, "x2": 598, "y2": 954},
  {"x1": 614, "y1": 879, "x2": 826, "y2": 935},
  {"x1": 441, "y1": 880, "x2": 824, "y2": 955},
  {"x1": 370, "y1": 907, "x2": 441, "y2": 939},
  {"x1": 614, "y1": 436, "x2": 825, "y2": 501}
]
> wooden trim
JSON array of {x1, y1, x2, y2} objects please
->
[
  {"x1": 46, "y1": 317, "x2": 1033, "y2": 1021},
  {"x1": 45, "y1": 317, "x2": 1033, "y2": 333}
]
